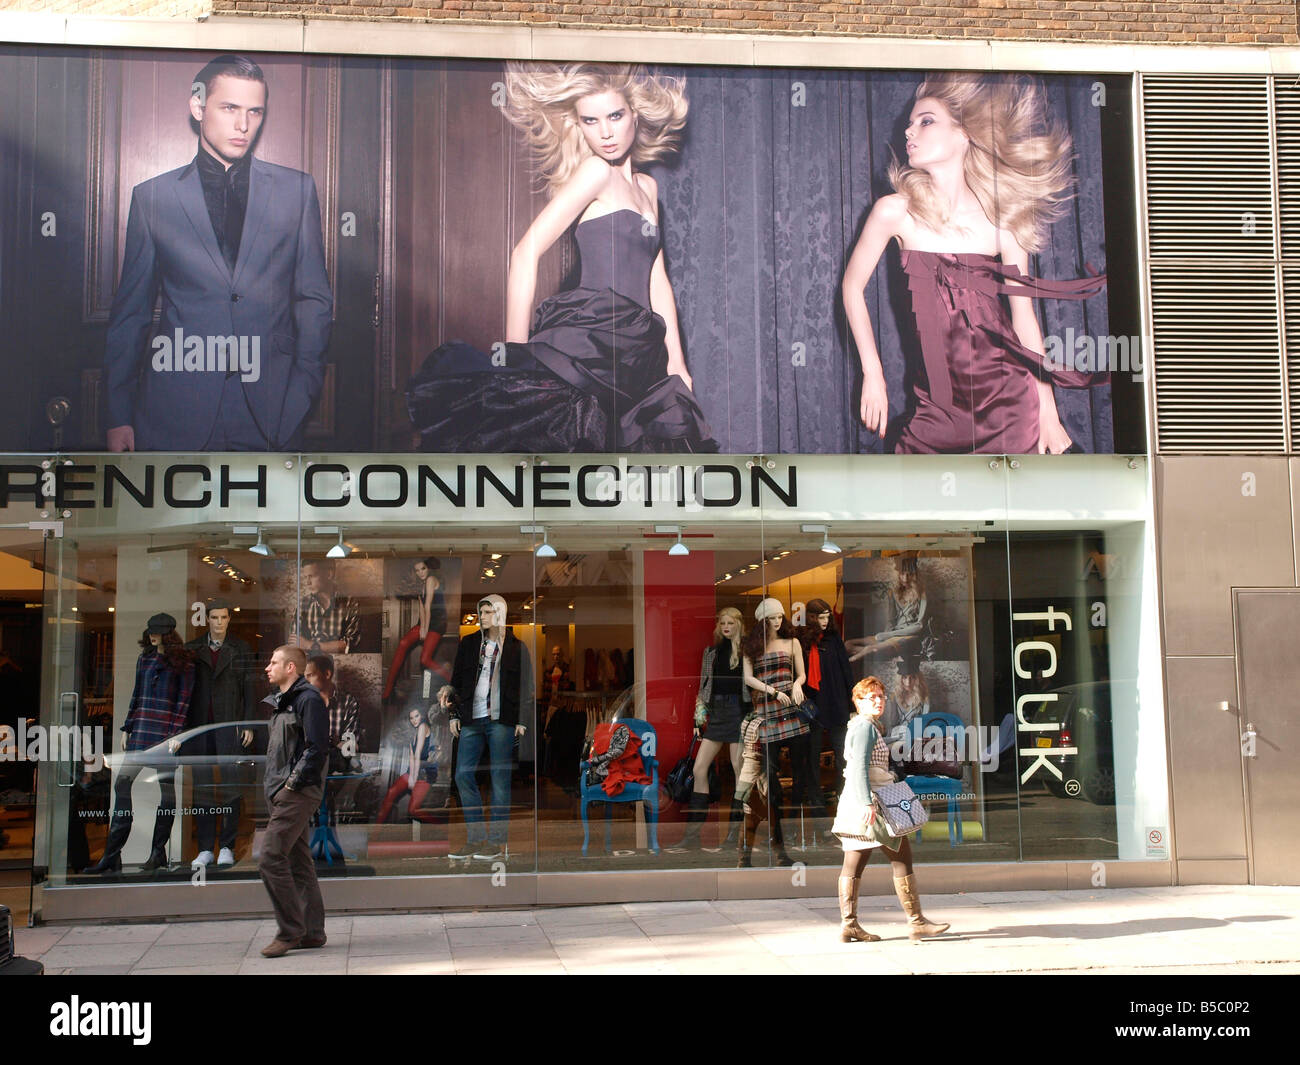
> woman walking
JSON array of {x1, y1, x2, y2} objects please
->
[{"x1": 832, "y1": 676, "x2": 951, "y2": 942}]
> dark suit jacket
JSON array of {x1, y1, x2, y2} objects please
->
[
  {"x1": 184, "y1": 634, "x2": 257, "y2": 729},
  {"x1": 446, "y1": 630, "x2": 534, "y2": 730},
  {"x1": 104, "y1": 155, "x2": 332, "y2": 450}
]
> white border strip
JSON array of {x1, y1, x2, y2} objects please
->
[{"x1": 0, "y1": 14, "x2": 1297, "y2": 74}]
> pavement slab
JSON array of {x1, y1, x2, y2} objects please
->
[{"x1": 15, "y1": 884, "x2": 1298, "y2": 976}]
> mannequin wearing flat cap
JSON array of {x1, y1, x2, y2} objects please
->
[
  {"x1": 438, "y1": 594, "x2": 534, "y2": 861},
  {"x1": 736, "y1": 597, "x2": 813, "y2": 867},
  {"x1": 84, "y1": 613, "x2": 196, "y2": 874}
]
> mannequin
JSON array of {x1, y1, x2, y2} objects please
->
[
  {"x1": 738, "y1": 598, "x2": 809, "y2": 867},
  {"x1": 679, "y1": 607, "x2": 747, "y2": 851},
  {"x1": 439, "y1": 594, "x2": 534, "y2": 862},
  {"x1": 84, "y1": 613, "x2": 195, "y2": 874},
  {"x1": 383, "y1": 558, "x2": 449, "y2": 701},
  {"x1": 799, "y1": 597, "x2": 853, "y2": 830},
  {"x1": 185, "y1": 599, "x2": 256, "y2": 870}
]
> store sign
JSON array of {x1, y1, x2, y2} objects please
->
[
  {"x1": 1013, "y1": 606, "x2": 1079, "y2": 784},
  {"x1": 0, "y1": 457, "x2": 796, "y2": 524}
]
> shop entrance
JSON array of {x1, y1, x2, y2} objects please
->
[
  {"x1": 1233, "y1": 588, "x2": 1300, "y2": 884},
  {"x1": 0, "y1": 522, "x2": 57, "y2": 924}
]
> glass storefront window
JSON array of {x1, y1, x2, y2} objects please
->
[{"x1": 2, "y1": 452, "x2": 1165, "y2": 906}]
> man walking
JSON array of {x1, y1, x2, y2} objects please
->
[{"x1": 258, "y1": 645, "x2": 327, "y2": 958}]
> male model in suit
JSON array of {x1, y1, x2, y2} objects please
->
[
  {"x1": 104, "y1": 54, "x2": 332, "y2": 452},
  {"x1": 186, "y1": 599, "x2": 258, "y2": 869}
]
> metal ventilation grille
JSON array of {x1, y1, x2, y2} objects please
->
[
  {"x1": 1276, "y1": 81, "x2": 1300, "y2": 258},
  {"x1": 1284, "y1": 268, "x2": 1300, "y2": 435},
  {"x1": 1143, "y1": 74, "x2": 1286, "y2": 452},
  {"x1": 1143, "y1": 76, "x2": 1274, "y2": 260},
  {"x1": 1150, "y1": 263, "x2": 1284, "y2": 453},
  {"x1": 1276, "y1": 85, "x2": 1300, "y2": 439}
]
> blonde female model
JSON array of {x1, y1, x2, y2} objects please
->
[
  {"x1": 407, "y1": 63, "x2": 716, "y2": 453},
  {"x1": 842, "y1": 73, "x2": 1106, "y2": 455}
]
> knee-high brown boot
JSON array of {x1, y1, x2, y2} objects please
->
[
  {"x1": 893, "y1": 873, "x2": 950, "y2": 939},
  {"x1": 837, "y1": 876, "x2": 880, "y2": 943},
  {"x1": 737, "y1": 791, "x2": 767, "y2": 868}
]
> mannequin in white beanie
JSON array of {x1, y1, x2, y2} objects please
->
[
  {"x1": 736, "y1": 597, "x2": 812, "y2": 866},
  {"x1": 439, "y1": 594, "x2": 533, "y2": 862}
]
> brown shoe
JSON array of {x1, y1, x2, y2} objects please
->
[
  {"x1": 837, "y1": 876, "x2": 881, "y2": 943},
  {"x1": 893, "y1": 873, "x2": 950, "y2": 940},
  {"x1": 260, "y1": 937, "x2": 300, "y2": 958},
  {"x1": 300, "y1": 934, "x2": 327, "y2": 949}
]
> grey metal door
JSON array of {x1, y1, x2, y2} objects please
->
[{"x1": 1234, "y1": 589, "x2": 1300, "y2": 884}]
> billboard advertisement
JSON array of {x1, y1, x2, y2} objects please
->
[{"x1": 0, "y1": 50, "x2": 1141, "y2": 456}]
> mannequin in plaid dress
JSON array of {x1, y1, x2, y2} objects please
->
[{"x1": 736, "y1": 597, "x2": 811, "y2": 867}]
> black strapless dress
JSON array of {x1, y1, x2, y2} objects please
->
[{"x1": 406, "y1": 209, "x2": 718, "y2": 453}]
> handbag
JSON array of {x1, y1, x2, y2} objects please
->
[
  {"x1": 665, "y1": 737, "x2": 721, "y2": 804},
  {"x1": 873, "y1": 780, "x2": 929, "y2": 837},
  {"x1": 794, "y1": 693, "x2": 819, "y2": 725},
  {"x1": 901, "y1": 733, "x2": 962, "y2": 780}
]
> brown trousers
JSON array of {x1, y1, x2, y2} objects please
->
[{"x1": 258, "y1": 786, "x2": 325, "y2": 943}]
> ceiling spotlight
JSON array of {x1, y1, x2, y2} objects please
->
[
  {"x1": 522, "y1": 524, "x2": 556, "y2": 558},
  {"x1": 801, "y1": 523, "x2": 841, "y2": 555},
  {"x1": 248, "y1": 528, "x2": 275, "y2": 558},
  {"x1": 327, "y1": 532, "x2": 352, "y2": 559},
  {"x1": 658, "y1": 524, "x2": 690, "y2": 557}
]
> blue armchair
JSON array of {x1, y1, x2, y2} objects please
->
[
  {"x1": 903, "y1": 712, "x2": 966, "y2": 846},
  {"x1": 579, "y1": 718, "x2": 660, "y2": 856}
]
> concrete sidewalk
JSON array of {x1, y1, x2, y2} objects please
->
[{"x1": 15, "y1": 884, "x2": 1300, "y2": 975}]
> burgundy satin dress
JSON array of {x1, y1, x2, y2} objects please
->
[{"x1": 895, "y1": 250, "x2": 1107, "y2": 455}]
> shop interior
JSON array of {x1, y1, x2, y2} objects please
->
[{"x1": 0, "y1": 514, "x2": 1143, "y2": 889}]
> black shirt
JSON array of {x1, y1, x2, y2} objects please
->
[
  {"x1": 195, "y1": 146, "x2": 250, "y2": 272},
  {"x1": 711, "y1": 639, "x2": 743, "y2": 702}
]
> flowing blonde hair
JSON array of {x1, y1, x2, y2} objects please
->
[
  {"x1": 713, "y1": 606, "x2": 744, "y2": 669},
  {"x1": 888, "y1": 73, "x2": 1074, "y2": 253},
  {"x1": 503, "y1": 62, "x2": 688, "y2": 195}
]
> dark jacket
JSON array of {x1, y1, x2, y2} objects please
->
[
  {"x1": 803, "y1": 630, "x2": 854, "y2": 729},
  {"x1": 184, "y1": 635, "x2": 256, "y2": 728},
  {"x1": 104, "y1": 157, "x2": 332, "y2": 450},
  {"x1": 446, "y1": 629, "x2": 534, "y2": 729},
  {"x1": 264, "y1": 675, "x2": 328, "y2": 802},
  {"x1": 123, "y1": 650, "x2": 195, "y2": 751}
]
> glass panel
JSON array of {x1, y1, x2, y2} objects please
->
[{"x1": 1002, "y1": 455, "x2": 1166, "y2": 863}]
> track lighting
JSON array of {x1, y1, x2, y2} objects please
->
[
  {"x1": 801, "y1": 523, "x2": 842, "y2": 555},
  {"x1": 521, "y1": 525, "x2": 556, "y2": 558},
  {"x1": 235, "y1": 525, "x2": 276, "y2": 558},
  {"x1": 657, "y1": 524, "x2": 690, "y2": 557}
]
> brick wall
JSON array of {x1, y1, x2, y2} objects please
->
[
  {"x1": 2, "y1": 0, "x2": 1294, "y2": 45},
  {"x1": 204, "y1": 0, "x2": 1295, "y2": 45},
  {"x1": 0, "y1": 0, "x2": 210, "y2": 14}
]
